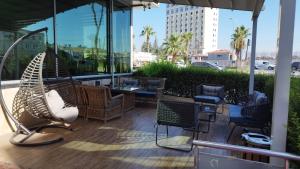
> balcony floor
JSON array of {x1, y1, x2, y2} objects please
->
[{"x1": 0, "y1": 104, "x2": 242, "y2": 169}]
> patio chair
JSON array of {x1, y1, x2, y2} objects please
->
[
  {"x1": 194, "y1": 84, "x2": 225, "y2": 120},
  {"x1": 84, "y1": 86, "x2": 124, "y2": 123},
  {"x1": 227, "y1": 91, "x2": 271, "y2": 142},
  {"x1": 155, "y1": 99, "x2": 198, "y2": 152},
  {"x1": 74, "y1": 85, "x2": 88, "y2": 119},
  {"x1": 134, "y1": 77, "x2": 166, "y2": 104},
  {"x1": 0, "y1": 27, "x2": 79, "y2": 146}
]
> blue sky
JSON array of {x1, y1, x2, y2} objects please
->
[{"x1": 133, "y1": 0, "x2": 300, "y2": 54}]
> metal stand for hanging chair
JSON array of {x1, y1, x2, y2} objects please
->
[{"x1": 0, "y1": 27, "x2": 79, "y2": 146}]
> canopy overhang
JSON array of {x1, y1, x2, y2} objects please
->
[{"x1": 0, "y1": 0, "x2": 264, "y2": 31}]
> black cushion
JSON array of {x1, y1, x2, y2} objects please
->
[
  {"x1": 202, "y1": 85, "x2": 223, "y2": 97},
  {"x1": 228, "y1": 104, "x2": 245, "y2": 123},
  {"x1": 123, "y1": 79, "x2": 138, "y2": 87},
  {"x1": 194, "y1": 95, "x2": 221, "y2": 104}
]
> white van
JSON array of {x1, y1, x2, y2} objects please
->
[{"x1": 255, "y1": 60, "x2": 275, "y2": 70}]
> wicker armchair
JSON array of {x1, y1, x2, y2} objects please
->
[
  {"x1": 134, "y1": 77, "x2": 166, "y2": 104},
  {"x1": 155, "y1": 99, "x2": 198, "y2": 152},
  {"x1": 74, "y1": 85, "x2": 88, "y2": 119},
  {"x1": 227, "y1": 91, "x2": 271, "y2": 142},
  {"x1": 84, "y1": 86, "x2": 124, "y2": 123}
]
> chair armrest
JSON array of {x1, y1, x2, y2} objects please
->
[
  {"x1": 112, "y1": 93, "x2": 124, "y2": 100},
  {"x1": 156, "y1": 88, "x2": 164, "y2": 98}
]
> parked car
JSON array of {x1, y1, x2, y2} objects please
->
[
  {"x1": 176, "y1": 61, "x2": 186, "y2": 68},
  {"x1": 192, "y1": 61, "x2": 223, "y2": 71},
  {"x1": 255, "y1": 60, "x2": 275, "y2": 70},
  {"x1": 292, "y1": 61, "x2": 300, "y2": 71}
]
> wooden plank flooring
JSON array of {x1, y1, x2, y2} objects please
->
[{"x1": 0, "y1": 105, "x2": 243, "y2": 169}]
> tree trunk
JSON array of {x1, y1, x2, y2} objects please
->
[
  {"x1": 172, "y1": 54, "x2": 176, "y2": 63},
  {"x1": 146, "y1": 36, "x2": 150, "y2": 53}
]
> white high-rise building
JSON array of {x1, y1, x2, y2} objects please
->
[{"x1": 166, "y1": 5, "x2": 219, "y2": 55}]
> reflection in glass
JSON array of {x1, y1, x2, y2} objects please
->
[
  {"x1": 0, "y1": 18, "x2": 53, "y2": 80},
  {"x1": 113, "y1": 8, "x2": 131, "y2": 73},
  {"x1": 56, "y1": 1, "x2": 108, "y2": 75}
]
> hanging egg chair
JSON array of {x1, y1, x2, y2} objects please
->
[{"x1": 0, "y1": 27, "x2": 79, "y2": 146}]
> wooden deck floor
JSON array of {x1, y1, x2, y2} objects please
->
[{"x1": 0, "y1": 105, "x2": 242, "y2": 169}]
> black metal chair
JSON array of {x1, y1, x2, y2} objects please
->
[
  {"x1": 194, "y1": 84, "x2": 225, "y2": 121},
  {"x1": 155, "y1": 100, "x2": 198, "y2": 152},
  {"x1": 227, "y1": 91, "x2": 271, "y2": 142}
]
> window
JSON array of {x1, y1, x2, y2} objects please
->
[{"x1": 57, "y1": 1, "x2": 109, "y2": 75}]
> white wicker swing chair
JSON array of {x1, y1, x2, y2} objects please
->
[{"x1": 0, "y1": 27, "x2": 79, "y2": 146}]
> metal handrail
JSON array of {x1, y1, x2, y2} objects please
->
[{"x1": 193, "y1": 140, "x2": 300, "y2": 169}]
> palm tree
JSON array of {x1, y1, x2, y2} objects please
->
[
  {"x1": 181, "y1": 32, "x2": 193, "y2": 65},
  {"x1": 163, "y1": 34, "x2": 182, "y2": 63},
  {"x1": 140, "y1": 26, "x2": 155, "y2": 53},
  {"x1": 231, "y1": 26, "x2": 250, "y2": 66}
]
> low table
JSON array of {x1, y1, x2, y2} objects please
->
[
  {"x1": 112, "y1": 87, "x2": 139, "y2": 112},
  {"x1": 241, "y1": 132, "x2": 271, "y2": 162}
]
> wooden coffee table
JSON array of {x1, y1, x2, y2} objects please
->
[{"x1": 112, "y1": 87, "x2": 139, "y2": 112}]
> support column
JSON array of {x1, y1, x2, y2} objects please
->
[
  {"x1": 271, "y1": 0, "x2": 296, "y2": 166},
  {"x1": 248, "y1": 16, "x2": 257, "y2": 95},
  {"x1": 109, "y1": 0, "x2": 115, "y2": 88},
  {"x1": 53, "y1": 0, "x2": 58, "y2": 77},
  {"x1": 130, "y1": 9, "x2": 134, "y2": 72}
]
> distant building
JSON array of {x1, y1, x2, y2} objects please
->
[
  {"x1": 191, "y1": 54, "x2": 208, "y2": 63},
  {"x1": 166, "y1": 5, "x2": 219, "y2": 56},
  {"x1": 133, "y1": 52, "x2": 157, "y2": 68},
  {"x1": 204, "y1": 49, "x2": 237, "y2": 67},
  {"x1": 0, "y1": 30, "x2": 45, "y2": 57}
]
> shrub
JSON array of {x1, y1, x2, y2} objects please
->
[{"x1": 135, "y1": 61, "x2": 300, "y2": 158}]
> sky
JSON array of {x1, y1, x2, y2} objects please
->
[{"x1": 133, "y1": 0, "x2": 300, "y2": 54}]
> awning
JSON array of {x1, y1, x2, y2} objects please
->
[
  {"x1": 0, "y1": 0, "x2": 264, "y2": 31},
  {"x1": 124, "y1": 0, "x2": 264, "y2": 18},
  {"x1": 0, "y1": 0, "x2": 134, "y2": 31}
]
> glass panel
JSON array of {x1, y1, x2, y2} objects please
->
[
  {"x1": 196, "y1": 152, "x2": 283, "y2": 169},
  {"x1": 113, "y1": 7, "x2": 131, "y2": 73},
  {"x1": 56, "y1": 1, "x2": 108, "y2": 76},
  {"x1": 0, "y1": 5, "x2": 53, "y2": 80}
]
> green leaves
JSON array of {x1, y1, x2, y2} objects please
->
[{"x1": 163, "y1": 33, "x2": 193, "y2": 64}]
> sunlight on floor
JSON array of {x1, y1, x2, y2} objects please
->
[{"x1": 110, "y1": 156, "x2": 194, "y2": 167}]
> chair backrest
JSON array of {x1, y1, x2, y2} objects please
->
[
  {"x1": 83, "y1": 86, "x2": 107, "y2": 108},
  {"x1": 156, "y1": 100, "x2": 197, "y2": 128},
  {"x1": 196, "y1": 84, "x2": 225, "y2": 99},
  {"x1": 74, "y1": 85, "x2": 87, "y2": 105},
  {"x1": 122, "y1": 79, "x2": 139, "y2": 87}
]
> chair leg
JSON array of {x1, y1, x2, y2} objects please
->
[
  {"x1": 166, "y1": 125, "x2": 169, "y2": 137},
  {"x1": 155, "y1": 124, "x2": 194, "y2": 152},
  {"x1": 227, "y1": 123, "x2": 236, "y2": 143},
  {"x1": 155, "y1": 124, "x2": 159, "y2": 145}
]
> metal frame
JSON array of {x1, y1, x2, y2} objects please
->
[{"x1": 193, "y1": 140, "x2": 300, "y2": 169}]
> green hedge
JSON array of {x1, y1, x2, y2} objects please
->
[
  {"x1": 135, "y1": 61, "x2": 274, "y2": 104},
  {"x1": 135, "y1": 61, "x2": 300, "y2": 158}
]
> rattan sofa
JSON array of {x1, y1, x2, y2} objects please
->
[
  {"x1": 120, "y1": 77, "x2": 166, "y2": 104},
  {"x1": 82, "y1": 85, "x2": 124, "y2": 123}
]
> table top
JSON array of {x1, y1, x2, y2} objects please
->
[
  {"x1": 112, "y1": 86, "x2": 139, "y2": 92},
  {"x1": 242, "y1": 133, "x2": 271, "y2": 147}
]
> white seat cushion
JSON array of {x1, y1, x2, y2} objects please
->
[
  {"x1": 54, "y1": 107, "x2": 78, "y2": 123},
  {"x1": 45, "y1": 90, "x2": 65, "y2": 113},
  {"x1": 45, "y1": 90, "x2": 78, "y2": 122}
]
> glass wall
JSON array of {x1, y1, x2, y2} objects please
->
[
  {"x1": 0, "y1": 18, "x2": 53, "y2": 80},
  {"x1": 0, "y1": 0, "x2": 132, "y2": 80},
  {"x1": 113, "y1": 8, "x2": 131, "y2": 73},
  {"x1": 56, "y1": 1, "x2": 109, "y2": 76}
]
